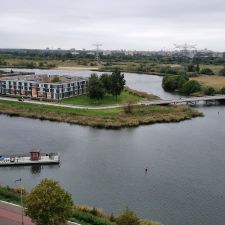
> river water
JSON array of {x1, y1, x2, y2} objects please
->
[{"x1": 0, "y1": 69, "x2": 225, "y2": 225}]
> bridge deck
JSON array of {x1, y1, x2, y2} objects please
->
[{"x1": 140, "y1": 95, "x2": 225, "y2": 106}]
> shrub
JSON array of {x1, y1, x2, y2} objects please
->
[
  {"x1": 220, "y1": 87, "x2": 225, "y2": 94},
  {"x1": 219, "y1": 67, "x2": 225, "y2": 76},
  {"x1": 51, "y1": 75, "x2": 60, "y2": 83},
  {"x1": 160, "y1": 66, "x2": 178, "y2": 75},
  {"x1": 204, "y1": 86, "x2": 216, "y2": 96},
  {"x1": 177, "y1": 75, "x2": 189, "y2": 89},
  {"x1": 182, "y1": 80, "x2": 201, "y2": 95},
  {"x1": 124, "y1": 101, "x2": 135, "y2": 114},
  {"x1": 200, "y1": 68, "x2": 214, "y2": 75},
  {"x1": 162, "y1": 75, "x2": 189, "y2": 92},
  {"x1": 72, "y1": 211, "x2": 115, "y2": 225},
  {"x1": 162, "y1": 75, "x2": 179, "y2": 92},
  {"x1": 116, "y1": 208, "x2": 140, "y2": 225}
]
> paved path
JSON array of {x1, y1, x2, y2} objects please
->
[
  {"x1": 0, "y1": 95, "x2": 225, "y2": 111},
  {"x1": 0, "y1": 96, "x2": 123, "y2": 110},
  {"x1": 0, "y1": 201, "x2": 80, "y2": 225}
]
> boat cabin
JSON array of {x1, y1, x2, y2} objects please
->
[{"x1": 30, "y1": 150, "x2": 41, "y2": 161}]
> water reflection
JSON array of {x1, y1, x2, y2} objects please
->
[{"x1": 31, "y1": 165, "x2": 42, "y2": 175}]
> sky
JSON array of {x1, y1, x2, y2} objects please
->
[{"x1": 0, "y1": 0, "x2": 225, "y2": 51}]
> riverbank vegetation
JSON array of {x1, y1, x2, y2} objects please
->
[
  {"x1": 0, "y1": 185, "x2": 21, "y2": 204},
  {"x1": 0, "y1": 99, "x2": 202, "y2": 128},
  {"x1": 1, "y1": 180, "x2": 162, "y2": 225},
  {"x1": 162, "y1": 74, "x2": 225, "y2": 96}
]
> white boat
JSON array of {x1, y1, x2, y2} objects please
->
[{"x1": 0, "y1": 150, "x2": 60, "y2": 166}]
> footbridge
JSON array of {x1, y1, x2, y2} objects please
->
[{"x1": 140, "y1": 95, "x2": 225, "y2": 106}]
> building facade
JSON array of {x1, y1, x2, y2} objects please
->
[{"x1": 0, "y1": 74, "x2": 88, "y2": 100}]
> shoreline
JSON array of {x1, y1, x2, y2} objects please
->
[{"x1": 0, "y1": 99, "x2": 203, "y2": 129}]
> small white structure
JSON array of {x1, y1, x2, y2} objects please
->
[{"x1": 0, "y1": 150, "x2": 60, "y2": 166}]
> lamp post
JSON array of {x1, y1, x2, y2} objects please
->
[{"x1": 15, "y1": 178, "x2": 24, "y2": 225}]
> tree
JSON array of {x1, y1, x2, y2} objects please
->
[
  {"x1": 100, "y1": 73, "x2": 112, "y2": 94},
  {"x1": 182, "y1": 80, "x2": 201, "y2": 95},
  {"x1": 110, "y1": 69, "x2": 126, "y2": 98},
  {"x1": 196, "y1": 63, "x2": 200, "y2": 73},
  {"x1": 88, "y1": 73, "x2": 105, "y2": 100},
  {"x1": 25, "y1": 179, "x2": 73, "y2": 225},
  {"x1": 116, "y1": 207, "x2": 140, "y2": 225}
]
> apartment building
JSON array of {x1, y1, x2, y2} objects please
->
[{"x1": 0, "y1": 74, "x2": 88, "y2": 100}]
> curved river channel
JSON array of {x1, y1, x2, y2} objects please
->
[{"x1": 0, "y1": 69, "x2": 225, "y2": 225}]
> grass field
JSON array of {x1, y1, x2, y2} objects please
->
[
  {"x1": 0, "y1": 99, "x2": 202, "y2": 128},
  {"x1": 60, "y1": 91, "x2": 140, "y2": 106},
  {"x1": 191, "y1": 75, "x2": 225, "y2": 90},
  {"x1": 60, "y1": 88, "x2": 159, "y2": 106}
]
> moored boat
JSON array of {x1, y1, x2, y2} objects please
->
[{"x1": 0, "y1": 149, "x2": 60, "y2": 166}]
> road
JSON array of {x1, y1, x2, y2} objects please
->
[{"x1": 0, "y1": 201, "x2": 80, "y2": 225}]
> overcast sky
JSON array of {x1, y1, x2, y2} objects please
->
[{"x1": 0, "y1": 0, "x2": 225, "y2": 51}]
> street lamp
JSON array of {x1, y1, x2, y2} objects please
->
[{"x1": 15, "y1": 178, "x2": 24, "y2": 225}]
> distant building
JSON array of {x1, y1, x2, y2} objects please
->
[{"x1": 0, "y1": 74, "x2": 88, "y2": 100}]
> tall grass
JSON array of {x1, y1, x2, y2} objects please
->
[{"x1": 0, "y1": 185, "x2": 21, "y2": 204}]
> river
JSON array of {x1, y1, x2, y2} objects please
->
[{"x1": 0, "y1": 69, "x2": 225, "y2": 225}]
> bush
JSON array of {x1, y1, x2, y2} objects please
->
[
  {"x1": 162, "y1": 75, "x2": 179, "y2": 92},
  {"x1": 0, "y1": 185, "x2": 21, "y2": 204},
  {"x1": 182, "y1": 80, "x2": 201, "y2": 95},
  {"x1": 51, "y1": 76, "x2": 60, "y2": 83},
  {"x1": 116, "y1": 208, "x2": 140, "y2": 225},
  {"x1": 72, "y1": 211, "x2": 115, "y2": 225},
  {"x1": 220, "y1": 87, "x2": 225, "y2": 94},
  {"x1": 204, "y1": 86, "x2": 216, "y2": 96},
  {"x1": 162, "y1": 75, "x2": 189, "y2": 92},
  {"x1": 200, "y1": 68, "x2": 214, "y2": 75},
  {"x1": 219, "y1": 67, "x2": 225, "y2": 76},
  {"x1": 160, "y1": 66, "x2": 178, "y2": 75}
]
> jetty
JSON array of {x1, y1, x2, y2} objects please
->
[{"x1": 0, "y1": 150, "x2": 60, "y2": 166}]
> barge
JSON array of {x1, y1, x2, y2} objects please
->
[{"x1": 0, "y1": 150, "x2": 60, "y2": 166}]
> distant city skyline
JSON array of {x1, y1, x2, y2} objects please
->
[{"x1": 1, "y1": 0, "x2": 225, "y2": 51}]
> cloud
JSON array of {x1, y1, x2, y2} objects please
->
[{"x1": 0, "y1": 0, "x2": 225, "y2": 51}]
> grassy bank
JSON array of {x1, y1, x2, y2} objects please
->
[
  {"x1": 191, "y1": 75, "x2": 225, "y2": 90},
  {"x1": 60, "y1": 88, "x2": 159, "y2": 106},
  {"x1": 0, "y1": 185, "x2": 162, "y2": 225},
  {"x1": 0, "y1": 185, "x2": 21, "y2": 204},
  {"x1": 0, "y1": 99, "x2": 202, "y2": 128}
]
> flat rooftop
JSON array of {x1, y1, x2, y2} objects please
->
[{"x1": 0, "y1": 74, "x2": 88, "y2": 83}]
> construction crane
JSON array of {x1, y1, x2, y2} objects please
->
[{"x1": 93, "y1": 43, "x2": 102, "y2": 61}]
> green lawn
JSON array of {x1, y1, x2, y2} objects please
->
[{"x1": 60, "y1": 90, "x2": 141, "y2": 106}]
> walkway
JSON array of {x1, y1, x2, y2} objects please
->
[
  {"x1": 0, "y1": 95, "x2": 225, "y2": 110},
  {"x1": 0, "y1": 201, "x2": 80, "y2": 225},
  {"x1": 140, "y1": 95, "x2": 225, "y2": 106}
]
